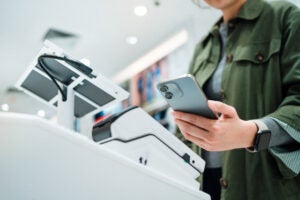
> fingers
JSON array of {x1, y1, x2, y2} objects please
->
[
  {"x1": 207, "y1": 100, "x2": 237, "y2": 118},
  {"x1": 180, "y1": 131, "x2": 211, "y2": 150},
  {"x1": 176, "y1": 120, "x2": 210, "y2": 149},
  {"x1": 178, "y1": 126, "x2": 217, "y2": 151},
  {"x1": 174, "y1": 118, "x2": 210, "y2": 142},
  {"x1": 172, "y1": 111, "x2": 215, "y2": 130}
]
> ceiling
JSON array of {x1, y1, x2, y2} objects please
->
[
  {"x1": 0, "y1": 0, "x2": 299, "y2": 117},
  {"x1": 0, "y1": 0, "x2": 219, "y2": 88},
  {"x1": 0, "y1": 0, "x2": 222, "y2": 116}
]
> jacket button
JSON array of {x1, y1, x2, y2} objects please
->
[
  {"x1": 220, "y1": 89, "x2": 226, "y2": 100},
  {"x1": 255, "y1": 52, "x2": 264, "y2": 62},
  {"x1": 228, "y1": 22, "x2": 235, "y2": 29},
  {"x1": 226, "y1": 54, "x2": 233, "y2": 63},
  {"x1": 220, "y1": 178, "x2": 228, "y2": 189}
]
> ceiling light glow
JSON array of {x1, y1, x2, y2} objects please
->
[
  {"x1": 1, "y1": 104, "x2": 9, "y2": 112},
  {"x1": 37, "y1": 110, "x2": 46, "y2": 118},
  {"x1": 114, "y1": 30, "x2": 188, "y2": 83},
  {"x1": 126, "y1": 36, "x2": 138, "y2": 45},
  {"x1": 134, "y1": 6, "x2": 148, "y2": 16}
]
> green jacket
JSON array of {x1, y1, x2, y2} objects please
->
[{"x1": 188, "y1": 0, "x2": 300, "y2": 199}]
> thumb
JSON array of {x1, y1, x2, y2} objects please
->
[{"x1": 207, "y1": 100, "x2": 237, "y2": 118}]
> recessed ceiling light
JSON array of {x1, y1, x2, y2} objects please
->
[
  {"x1": 126, "y1": 36, "x2": 138, "y2": 45},
  {"x1": 1, "y1": 104, "x2": 9, "y2": 112},
  {"x1": 134, "y1": 6, "x2": 148, "y2": 16},
  {"x1": 114, "y1": 30, "x2": 189, "y2": 83},
  {"x1": 37, "y1": 110, "x2": 46, "y2": 118}
]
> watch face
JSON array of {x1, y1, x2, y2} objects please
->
[{"x1": 257, "y1": 130, "x2": 271, "y2": 151}]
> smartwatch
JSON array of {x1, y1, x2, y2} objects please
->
[{"x1": 247, "y1": 120, "x2": 271, "y2": 152}]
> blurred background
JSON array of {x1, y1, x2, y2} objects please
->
[{"x1": 0, "y1": 0, "x2": 299, "y2": 131}]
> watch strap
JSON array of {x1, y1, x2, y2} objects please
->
[
  {"x1": 253, "y1": 120, "x2": 268, "y2": 131},
  {"x1": 247, "y1": 120, "x2": 271, "y2": 153}
]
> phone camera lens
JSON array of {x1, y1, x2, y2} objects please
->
[
  {"x1": 160, "y1": 85, "x2": 168, "y2": 92},
  {"x1": 165, "y1": 92, "x2": 173, "y2": 99}
]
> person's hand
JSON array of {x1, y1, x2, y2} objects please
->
[{"x1": 171, "y1": 100, "x2": 257, "y2": 151}]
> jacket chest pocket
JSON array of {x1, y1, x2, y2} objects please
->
[{"x1": 233, "y1": 38, "x2": 281, "y2": 66}]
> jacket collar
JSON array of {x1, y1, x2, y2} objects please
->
[
  {"x1": 209, "y1": 0, "x2": 265, "y2": 35},
  {"x1": 236, "y1": 0, "x2": 264, "y2": 20}
]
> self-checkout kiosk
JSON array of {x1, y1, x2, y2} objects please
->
[{"x1": 0, "y1": 41, "x2": 210, "y2": 200}]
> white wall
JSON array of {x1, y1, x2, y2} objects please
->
[{"x1": 167, "y1": 9, "x2": 220, "y2": 78}]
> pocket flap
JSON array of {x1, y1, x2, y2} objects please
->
[{"x1": 233, "y1": 38, "x2": 281, "y2": 64}]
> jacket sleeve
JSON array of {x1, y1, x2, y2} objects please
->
[{"x1": 267, "y1": 4, "x2": 300, "y2": 177}]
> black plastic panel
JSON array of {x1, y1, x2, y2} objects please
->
[
  {"x1": 92, "y1": 123, "x2": 112, "y2": 142},
  {"x1": 74, "y1": 80, "x2": 115, "y2": 106},
  {"x1": 21, "y1": 70, "x2": 58, "y2": 101},
  {"x1": 74, "y1": 95, "x2": 97, "y2": 118}
]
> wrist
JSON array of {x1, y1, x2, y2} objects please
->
[
  {"x1": 243, "y1": 121, "x2": 258, "y2": 148},
  {"x1": 247, "y1": 120, "x2": 272, "y2": 152}
]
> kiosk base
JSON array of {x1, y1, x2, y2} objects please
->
[{"x1": 0, "y1": 112, "x2": 210, "y2": 200}]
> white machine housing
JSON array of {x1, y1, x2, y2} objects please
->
[
  {"x1": 6, "y1": 41, "x2": 211, "y2": 200},
  {"x1": 93, "y1": 106, "x2": 206, "y2": 190},
  {"x1": 0, "y1": 112, "x2": 210, "y2": 200}
]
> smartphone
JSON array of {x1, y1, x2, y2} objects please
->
[{"x1": 157, "y1": 74, "x2": 218, "y2": 119}]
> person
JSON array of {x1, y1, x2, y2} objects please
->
[{"x1": 172, "y1": 0, "x2": 300, "y2": 199}]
